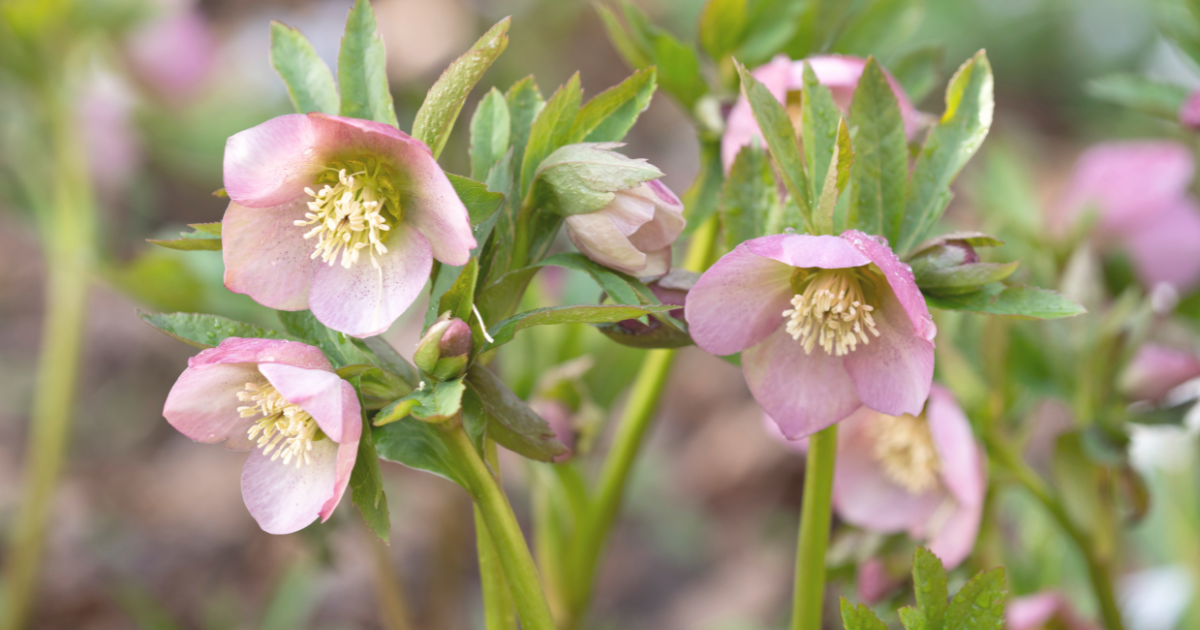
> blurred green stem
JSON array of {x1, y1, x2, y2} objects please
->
[
  {"x1": 2, "y1": 81, "x2": 93, "y2": 630},
  {"x1": 986, "y1": 433, "x2": 1125, "y2": 630},
  {"x1": 444, "y1": 426, "x2": 555, "y2": 630},
  {"x1": 370, "y1": 533, "x2": 415, "y2": 630},
  {"x1": 791, "y1": 425, "x2": 838, "y2": 630},
  {"x1": 477, "y1": 438, "x2": 518, "y2": 630}
]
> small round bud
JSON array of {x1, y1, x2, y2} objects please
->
[{"x1": 414, "y1": 315, "x2": 472, "y2": 380}]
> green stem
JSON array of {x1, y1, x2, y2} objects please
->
[
  {"x1": 2, "y1": 82, "x2": 93, "y2": 630},
  {"x1": 791, "y1": 425, "x2": 838, "y2": 630},
  {"x1": 986, "y1": 434, "x2": 1125, "y2": 630},
  {"x1": 444, "y1": 426, "x2": 555, "y2": 630},
  {"x1": 475, "y1": 440, "x2": 517, "y2": 630}
]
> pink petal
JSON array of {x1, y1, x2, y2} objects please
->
[
  {"x1": 222, "y1": 200, "x2": 319, "y2": 311},
  {"x1": 188, "y1": 337, "x2": 332, "y2": 372},
  {"x1": 1055, "y1": 141, "x2": 1193, "y2": 235},
  {"x1": 721, "y1": 55, "x2": 792, "y2": 171},
  {"x1": 307, "y1": 221, "x2": 433, "y2": 337},
  {"x1": 842, "y1": 283, "x2": 935, "y2": 418},
  {"x1": 223, "y1": 114, "x2": 323, "y2": 208},
  {"x1": 241, "y1": 438, "x2": 338, "y2": 534},
  {"x1": 746, "y1": 233, "x2": 872, "y2": 269},
  {"x1": 856, "y1": 558, "x2": 901, "y2": 605},
  {"x1": 626, "y1": 185, "x2": 686, "y2": 253},
  {"x1": 927, "y1": 385, "x2": 986, "y2": 509},
  {"x1": 744, "y1": 326, "x2": 863, "y2": 438},
  {"x1": 925, "y1": 489, "x2": 983, "y2": 570},
  {"x1": 843, "y1": 229, "x2": 935, "y2": 342},
  {"x1": 321, "y1": 437, "x2": 360, "y2": 522},
  {"x1": 685, "y1": 241, "x2": 794, "y2": 355},
  {"x1": 639, "y1": 246, "x2": 672, "y2": 278},
  {"x1": 1180, "y1": 90, "x2": 1200, "y2": 130},
  {"x1": 1006, "y1": 593, "x2": 1063, "y2": 630},
  {"x1": 832, "y1": 409, "x2": 943, "y2": 531},
  {"x1": 1119, "y1": 343, "x2": 1200, "y2": 401},
  {"x1": 565, "y1": 210, "x2": 650, "y2": 274},
  {"x1": 1123, "y1": 197, "x2": 1200, "y2": 293},
  {"x1": 257, "y1": 363, "x2": 361, "y2": 444},
  {"x1": 163, "y1": 362, "x2": 261, "y2": 450}
]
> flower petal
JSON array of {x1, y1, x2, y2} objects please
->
[
  {"x1": 1118, "y1": 343, "x2": 1200, "y2": 402},
  {"x1": 843, "y1": 229, "x2": 935, "y2": 342},
  {"x1": 222, "y1": 200, "x2": 318, "y2": 311},
  {"x1": 925, "y1": 491, "x2": 983, "y2": 570},
  {"x1": 565, "y1": 212, "x2": 649, "y2": 274},
  {"x1": 320, "y1": 437, "x2": 360, "y2": 522},
  {"x1": 188, "y1": 337, "x2": 332, "y2": 372},
  {"x1": 746, "y1": 232, "x2": 873, "y2": 269},
  {"x1": 224, "y1": 114, "x2": 322, "y2": 208},
  {"x1": 308, "y1": 221, "x2": 433, "y2": 337},
  {"x1": 686, "y1": 241, "x2": 794, "y2": 355},
  {"x1": 241, "y1": 437, "x2": 338, "y2": 534},
  {"x1": 721, "y1": 54, "x2": 792, "y2": 171},
  {"x1": 257, "y1": 363, "x2": 360, "y2": 444},
  {"x1": 842, "y1": 279, "x2": 935, "y2": 417},
  {"x1": 163, "y1": 362, "x2": 261, "y2": 450},
  {"x1": 927, "y1": 385, "x2": 986, "y2": 510},
  {"x1": 1056, "y1": 141, "x2": 1193, "y2": 235},
  {"x1": 745, "y1": 326, "x2": 863, "y2": 438},
  {"x1": 1123, "y1": 197, "x2": 1200, "y2": 293}
]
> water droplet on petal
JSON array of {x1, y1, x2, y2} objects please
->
[{"x1": 783, "y1": 227, "x2": 796, "y2": 234}]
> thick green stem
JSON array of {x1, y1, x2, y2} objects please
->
[
  {"x1": 791, "y1": 425, "x2": 838, "y2": 630},
  {"x1": 444, "y1": 426, "x2": 555, "y2": 630},
  {"x1": 477, "y1": 440, "x2": 518, "y2": 630},
  {"x1": 2, "y1": 82, "x2": 93, "y2": 630}
]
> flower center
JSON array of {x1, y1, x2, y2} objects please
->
[
  {"x1": 296, "y1": 162, "x2": 397, "y2": 269},
  {"x1": 238, "y1": 382, "x2": 323, "y2": 468},
  {"x1": 782, "y1": 268, "x2": 880, "y2": 356},
  {"x1": 866, "y1": 412, "x2": 941, "y2": 494}
]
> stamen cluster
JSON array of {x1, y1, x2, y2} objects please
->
[
  {"x1": 783, "y1": 268, "x2": 880, "y2": 356},
  {"x1": 297, "y1": 166, "x2": 392, "y2": 269},
  {"x1": 866, "y1": 413, "x2": 942, "y2": 494},
  {"x1": 238, "y1": 382, "x2": 321, "y2": 468}
]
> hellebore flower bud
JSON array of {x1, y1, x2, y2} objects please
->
[
  {"x1": 414, "y1": 315, "x2": 473, "y2": 380},
  {"x1": 907, "y1": 232, "x2": 1017, "y2": 296}
]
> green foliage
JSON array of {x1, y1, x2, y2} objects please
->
[
  {"x1": 480, "y1": 303, "x2": 677, "y2": 354},
  {"x1": 943, "y1": 568, "x2": 1007, "y2": 630},
  {"x1": 348, "y1": 407, "x2": 390, "y2": 541},
  {"x1": 448, "y1": 174, "x2": 506, "y2": 226},
  {"x1": 925, "y1": 284, "x2": 1086, "y2": 319},
  {"x1": 839, "y1": 600, "x2": 890, "y2": 630},
  {"x1": 735, "y1": 61, "x2": 812, "y2": 231},
  {"x1": 912, "y1": 547, "x2": 948, "y2": 630},
  {"x1": 535, "y1": 253, "x2": 653, "y2": 308},
  {"x1": 570, "y1": 68, "x2": 657, "y2": 144},
  {"x1": 834, "y1": 0, "x2": 926, "y2": 59},
  {"x1": 720, "y1": 145, "x2": 776, "y2": 251},
  {"x1": 1087, "y1": 73, "x2": 1189, "y2": 121},
  {"x1": 376, "y1": 378, "x2": 467, "y2": 424},
  {"x1": 596, "y1": 0, "x2": 706, "y2": 110},
  {"x1": 147, "y1": 223, "x2": 222, "y2": 251},
  {"x1": 257, "y1": 561, "x2": 321, "y2": 630},
  {"x1": 438, "y1": 257, "x2": 480, "y2": 323},
  {"x1": 1153, "y1": 0, "x2": 1200, "y2": 68},
  {"x1": 849, "y1": 58, "x2": 909, "y2": 243},
  {"x1": 471, "y1": 88, "x2": 512, "y2": 181},
  {"x1": 412, "y1": 17, "x2": 511, "y2": 158},
  {"x1": 374, "y1": 417, "x2": 466, "y2": 487},
  {"x1": 699, "y1": 0, "x2": 748, "y2": 61},
  {"x1": 521, "y1": 73, "x2": 584, "y2": 194},
  {"x1": 466, "y1": 364, "x2": 568, "y2": 462},
  {"x1": 138, "y1": 311, "x2": 294, "y2": 349},
  {"x1": 269, "y1": 21, "x2": 338, "y2": 115},
  {"x1": 277, "y1": 310, "x2": 372, "y2": 367},
  {"x1": 532, "y1": 143, "x2": 663, "y2": 217},
  {"x1": 337, "y1": 0, "x2": 397, "y2": 127},
  {"x1": 801, "y1": 61, "x2": 851, "y2": 235}
]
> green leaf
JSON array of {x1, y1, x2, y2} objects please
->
[
  {"x1": 535, "y1": 252, "x2": 645, "y2": 306},
  {"x1": 720, "y1": 144, "x2": 776, "y2": 249},
  {"x1": 138, "y1": 311, "x2": 294, "y2": 349},
  {"x1": 699, "y1": 0, "x2": 748, "y2": 60},
  {"x1": 943, "y1": 567, "x2": 1007, "y2": 630},
  {"x1": 924, "y1": 284, "x2": 1086, "y2": 319},
  {"x1": 899, "y1": 607, "x2": 930, "y2": 630},
  {"x1": 736, "y1": 62, "x2": 811, "y2": 231},
  {"x1": 596, "y1": 3, "x2": 652, "y2": 68},
  {"x1": 913, "y1": 547, "x2": 948, "y2": 630},
  {"x1": 438, "y1": 256, "x2": 480, "y2": 323},
  {"x1": 189, "y1": 222, "x2": 222, "y2": 236},
  {"x1": 653, "y1": 32, "x2": 707, "y2": 111},
  {"x1": 448, "y1": 173, "x2": 505, "y2": 226},
  {"x1": 378, "y1": 378, "x2": 467, "y2": 423},
  {"x1": 1154, "y1": 0, "x2": 1200, "y2": 68},
  {"x1": 682, "y1": 138, "x2": 726, "y2": 234},
  {"x1": 813, "y1": 118, "x2": 853, "y2": 235},
  {"x1": 570, "y1": 67, "x2": 657, "y2": 143},
  {"x1": 470, "y1": 88, "x2": 512, "y2": 181},
  {"x1": 412, "y1": 17, "x2": 511, "y2": 159},
  {"x1": 362, "y1": 336, "x2": 420, "y2": 387},
  {"x1": 521, "y1": 73, "x2": 583, "y2": 194},
  {"x1": 146, "y1": 224, "x2": 222, "y2": 251},
  {"x1": 891, "y1": 46, "x2": 944, "y2": 104},
  {"x1": 481, "y1": 303, "x2": 677, "y2": 353},
  {"x1": 466, "y1": 364, "x2": 568, "y2": 462},
  {"x1": 735, "y1": 0, "x2": 806, "y2": 66},
  {"x1": 839, "y1": 599, "x2": 891, "y2": 630},
  {"x1": 337, "y1": 0, "x2": 397, "y2": 127},
  {"x1": 258, "y1": 560, "x2": 320, "y2": 630},
  {"x1": 270, "y1": 21, "x2": 339, "y2": 115},
  {"x1": 802, "y1": 61, "x2": 844, "y2": 208},
  {"x1": 898, "y1": 50, "x2": 994, "y2": 254},
  {"x1": 374, "y1": 417, "x2": 465, "y2": 487},
  {"x1": 278, "y1": 310, "x2": 372, "y2": 367},
  {"x1": 349, "y1": 408, "x2": 390, "y2": 542},
  {"x1": 833, "y1": 0, "x2": 926, "y2": 59},
  {"x1": 849, "y1": 57, "x2": 909, "y2": 243},
  {"x1": 785, "y1": 0, "x2": 853, "y2": 59},
  {"x1": 1086, "y1": 73, "x2": 1189, "y2": 121}
]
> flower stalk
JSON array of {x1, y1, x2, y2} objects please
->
[{"x1": 791, "y1": 424, "x2": 838, "y2": 630}]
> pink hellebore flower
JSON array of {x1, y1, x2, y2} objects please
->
[
  {"x1": 1007, "y1": 592, "x2": 1101, "y2": 630},
  {"x1": 163, "y1": 337, "x2": 361, "y2": 534},
  {"x1": 1118, "y1": 343, "x2": 1200, "y2": 402},
  {"x1": 222, "y1": 113, "x2": 475, "y2": 337},
  {"x1": 686, "y1": 231, "x2": 936, "y2": 438},
  {"x1": 565, "y1": 179, "x2": 685, "y2": 277},
  {"x1": 832, "y1": 386, "x2": 986, "y2": 569},
  {"x1": 1056, "y1": 141, "x2": 1200, "y2": 293},
  {"x1": 722, "y1": 54, "x2": 921, "y2": 172},
  {"x1": 1180, "y1": 89, "x2": 1200, "y2": 131}
]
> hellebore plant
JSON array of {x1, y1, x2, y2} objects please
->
[
  {"x1": 564, "y1": 178, "x2": 686, "y2": 277},
  {"x1": 163, "y1": 338, "x2": 361, "y2": 534}
]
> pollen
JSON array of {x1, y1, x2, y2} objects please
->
[
  {"x1": 866, "y1": 412, "x2": 942, "y2": 494},
  {"x1": 296, "y1": 164, "x2": 394, "y2": 269},
  {"x1": 238, "y1": 382, "x2": 322, "y2": 468},
  {"x1": 782, "y1": 268, "x2": 880, "y2": 356}
]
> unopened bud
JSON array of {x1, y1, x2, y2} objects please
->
[
  {"x1": 414, "y1": 315, "x2": 472, "y2": 380},
  {"x1": 907, "y1": 231, "x2": 1016, "y2": 296}
]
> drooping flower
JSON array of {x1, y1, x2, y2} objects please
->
[
  {"x1": 1007, "y1": 592, "x2": 1101, "y2": 630},
  {"x1": 162, "y1": 337, "x2": 361, "y2": 534},
  {"x1": 1118, "y1": 343, "x2": 1200, "y2": 402},
  {"x1": 686, "y1": 231, "x2": 936, "y2": 438},
  {"x1": 222, "y1": 113, "x2": 475, "y2": 337},
  {"x1": 1055, "y1": 141, "x2": 1200, "y2": 293},
  {"x1": 564, "y1": 179, "x2": 685, "y2": 277},
  {"x1": 722, "y1": 54, "x2": 922, "y2": 172},
  {"x1": 831, "y1": 386, "x2": 986, "y2": 569}
]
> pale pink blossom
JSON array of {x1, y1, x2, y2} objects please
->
[
  {"x1": 162, "y1": 337, "x2": 361, "y2": 534},
  {"x1": 686, "y1": 232, "x2": 935, "y2": 438},
  {"x1": 1119, "y1": 343, "x2": 1200, "y2": 401},
  {"x1": 722, "y1": 54, "x2": 921, "y2": 172},
  {"x1": 222, "y1": 113, "x2": 475, "y2": 337},
  {"x1": 831, "y1": 386, "x2": 985, "y2": 569},
  {"x1": 1007, "y1": 592, "x2": 1101, "y2": 630},
  {"x1": 1180, "y1": 89, "x2": 1200, "y2": 130},
  {"x1": 565, "y1": 179, "x2": 685, "y2": 277},
  {"x1": 126, "y1": 6, "x2": 216, "y2": 101}
]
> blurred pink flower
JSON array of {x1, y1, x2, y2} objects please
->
[
  {"x1": 162, "y1": 338, "x2": 361, "y2": 534},
  {"x1": 831, "y1": 386, "x2": 986, "y2": 569},
  {"x1": 1118, "y1": 343, "x2": 1200, "y2": 402},
  {"x1": 1056, "y1": 141, "x2": 1200, "y2": 293},
  {"x1": 1180, "y1": 89, "x2": 1200, "y2": 130},
  {"x1": 531, "y1": 399, "x2": 576, "y2": 463},
  {"x1": 686, "y1": 231, "x2": 936, "y2": 438},
  {"x1": 856, "y1": 557, "x2": 902, "y2": 604},
  {"x1": 222, "y1": 113, "x2": 475, "y2": 337},
  {"x1": 722, "y1": 54, "x2": 921, "y2": 172},
  {"x1": 1007, "y1": 592, "x2": 1101, "y2": 630},
  {"x1": 79, "y1": 73, "x2": 140, "y2": 196},
  {"x1": 565, "y1": 179, "x2": 685, "y2": 277},
  {"x1": 126, "y1": 7, "x2": 216, "y2": 101}
]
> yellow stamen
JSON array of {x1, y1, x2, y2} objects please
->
[
  {"x1": 295, "y1": 165, "x2": 394, "y2": 269},
  {"x1": 866, "y1": 412, "x2": 941, "y2": 494},
  {"x1": 782, "y1": 268, "x2": 881, "y2": 356},
  {"x1": 238, "y1": 382, "x2": 321, "y2": 468}
]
